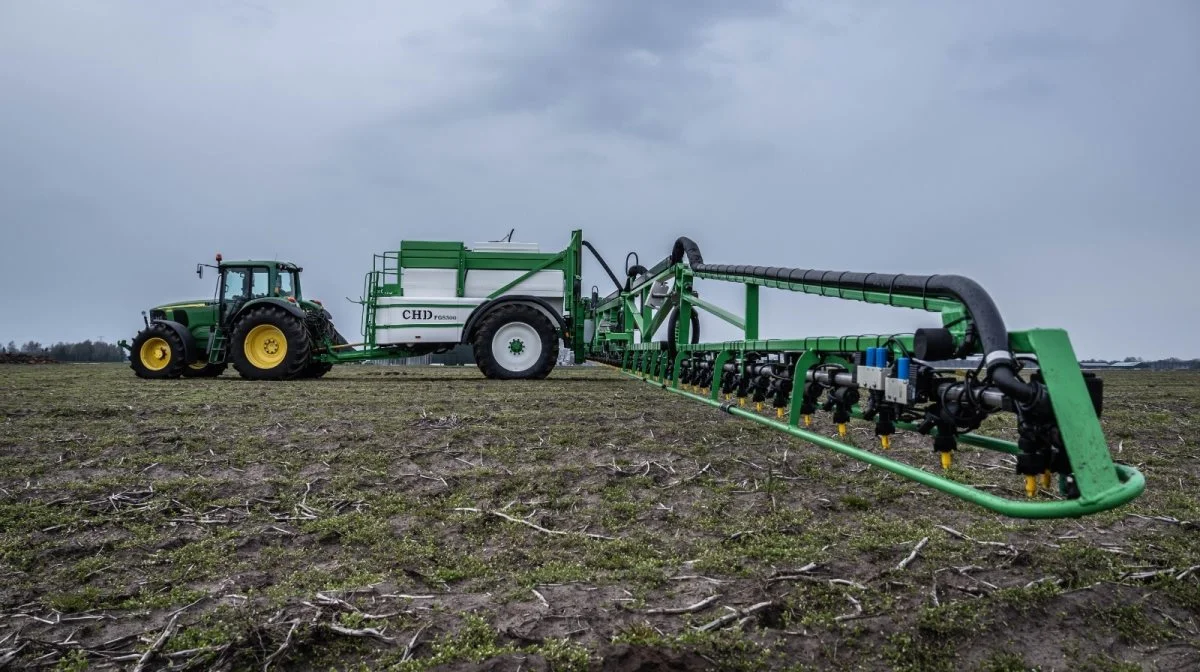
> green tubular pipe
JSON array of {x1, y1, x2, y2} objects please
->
[{"x1": 624, "y1": 372, "x2": 1144, "y2": 519}]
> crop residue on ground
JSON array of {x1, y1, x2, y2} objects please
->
[{"x1": 1, "y1": 365, "x2": 1198, "y2": 670}]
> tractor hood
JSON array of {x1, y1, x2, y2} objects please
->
[
  {"x1": 149, "y1": 300, "x2": 218, "y2": 320},
  {"x1": 148, "y1": 297, "x2": 331, "y2": 324},
  {"x1": 152, "y1": 299, "x2": 217, "y2": 313}
]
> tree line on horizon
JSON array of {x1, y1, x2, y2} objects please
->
[
  {"x1": 2, "y1": 338, "x2": 1197, "y2": 368},
  {"x1": 1081, "y1": 356, "x2": 1200, "y2": 370},
  {"x1": 1, "y1": 340, "x2": 126, "y2": 362}
]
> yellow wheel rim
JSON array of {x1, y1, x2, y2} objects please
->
[
  {"x1": 139, "y1": 337, "x2": 171, "y2": 371},
  {"x1": 245, "y1": 324, "x2": 288, "y2": 369}
]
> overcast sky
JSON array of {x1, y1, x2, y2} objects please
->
[{"x1": 1, "y1": 1, "x2": 1197, "y2": 359}]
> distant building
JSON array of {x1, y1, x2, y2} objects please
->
[{"x1": 1107, "y1": 361, "x2": 1149, "y2": 370}]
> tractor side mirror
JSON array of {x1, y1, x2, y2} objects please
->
[{"x1": 196, "y1": 263, "x2": 204, "y2": 279}]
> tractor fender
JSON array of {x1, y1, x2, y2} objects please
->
[
  {"x1": 151, "y1": 319, "x2": 197, "y2": 363},
  {"x1": 233, "y1": 297, "x2": 308, "y2": 324},
  {"x1": 463, "y1": 296, "x2": 566, "y2": 342}
]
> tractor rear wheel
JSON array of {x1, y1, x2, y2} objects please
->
[
  {"x1": 296, "y1": 327, "x2": 344, "y2": 378},
  {"x1": 130, "y1": 324, "x2": 186, "y2": 379},
  {"x1": 182, "y1": 361, "x2": 227, "y2": 378},
  {"x1": 473, "y1": 304, "x2": 558, "y2": 380},
  {"x1": 297, "y1": 360, "x2": 334, "y2": 379},
  {"x1": 230, "y1": 306, "x2": 312, "y2": 380}
]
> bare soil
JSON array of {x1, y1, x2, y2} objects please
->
[{"x1": 1, "y1": 365, "x2": 1197, "y2": 670}]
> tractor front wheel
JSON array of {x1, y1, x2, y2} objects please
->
[
  {"x1": 230, "y1": 307, "x2": 312, "y2": 380},
  {"x1": 130, "y1": 324, "x2": 186, "y2": 379}
]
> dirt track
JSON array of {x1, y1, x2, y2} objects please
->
[{"x1": 1, "y1": 365, "x2": 1197, "y2": 670}]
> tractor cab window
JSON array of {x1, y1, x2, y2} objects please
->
[
  {"x1": 223, "y1": 268, "x2": 249, "y2": 301},
  {"x1": 250, "y1": 268, "x2": 271, "y2": 298},
  {"x1": 277, "y1": 271, "x2": 295, "y2": 298}
]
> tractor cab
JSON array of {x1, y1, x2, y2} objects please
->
[{"x1": 211, "y1": 257, "x2": 305, "y2": 325}]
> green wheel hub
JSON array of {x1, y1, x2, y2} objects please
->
[{"x1": 508, "y1": 338, "x2": 525, "y2": 354}]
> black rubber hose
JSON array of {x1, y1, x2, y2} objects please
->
[
  {"x1": 666, "y1": 237, "x2": 1041, "y2": 407},
  {"x1": 665, "y1": 305, "x2": 701, "y2": 369},
  {"x1": 671, "y1": 237, "x2": 704, "y2": 266},
  {"x1": 625, "y1": 264, "x2": 648, "y2": 292},
  {"x1": 582, "y1": 240, "x2": 622, "y2": 293},
  {"x1": 667, "y1": 306, "x2": 701, "y2": 346}
]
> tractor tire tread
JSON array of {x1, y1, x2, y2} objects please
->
[
  {"x1": 182, "y1": 363, "x2": 227, "y2": 378},
  {"x1": 130, "y1": 324, "x2": 187, "y2": 379},
  {"x1": 298, "y1": 361, "x2": 334, "y2": 379},
  {"x1": 230, "y1": 306, "x2": 312, "y2": 381}
]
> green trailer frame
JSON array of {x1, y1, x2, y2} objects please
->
[{"x1": 320, "y1": 230, "x2": 585, "y2": 363}]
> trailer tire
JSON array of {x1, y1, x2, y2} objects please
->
[
  {"x1": 182, "y1": 362, "x2": 227, "y2": 378},
  {"x1": 230, "y1": 306, "x2": 312, "y2": 381},
  {"x1": 473, "y1": 304, "x2": 558, "y2": 380},
  {"x1": 130, "y1": 323, "x2": 187, "y2": 379}
]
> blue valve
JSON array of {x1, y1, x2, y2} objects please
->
[
  {"x1": 865, "y1": 348, "x2": 877, "y2": 367},
  {"x1": 897, "y1": 357, "x2": 910, "y2": 380}
]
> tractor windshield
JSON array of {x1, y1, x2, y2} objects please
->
[
  {"x1": 221, "y1": 266, "x2": 273, "y2": 301},
  {"x1": 223, "y1": 268, "x2": 249, "y2": 301}
]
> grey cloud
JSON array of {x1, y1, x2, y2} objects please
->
[
  {"x1": 424, "y1": 0, "x2": 791, "y2": 139},
  {"x1": 0, "y1": 0, "x2": 1197, "y2": 360}
]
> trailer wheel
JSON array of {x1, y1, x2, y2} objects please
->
[
  {"x1": 130, "y1": 324, "x2": 187, "y2": 379},
  {"x1": 182, "y1": 361, "x2": 227, "y2": 378},
  {"x1": 473, "y1": 304, "x2": 559, "y2": 380},
  {"x1": 230, "y1": 306, "x2": 312, "y2": 380}
]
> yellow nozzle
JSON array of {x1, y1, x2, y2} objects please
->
[
  {"x1": 1041, "y1": 470, "x2": 1052, "y2": 490},
  {"x1": 755, "y1": 402, "x2": 763, "y2": 412},
  {"x1": 739, "y1": 398, "x2": 746, "y2": 407},
  {"x1": 837, "y1": 423, "x2": 847, "y2": 438},
  {"x1": 880, "y1": 434, "x2": 890, "y2": 450},
  {"x1": 803, "y1": 415, "x2": 812, "y2": 427},
  {"x1": 939, "y1": 452, "x2": 952, "y2": 470},
  {"x1": 1024, "y1": 475, "x2": 1037, "y2": 498},
  {"x1": 724, "y1": 394, "x2": 730, "y2": 401},
  {"x1": 775, "y1": 407, "x2": 784, "y2": 419}
]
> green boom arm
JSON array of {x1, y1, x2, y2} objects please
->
[{"x1": 583, "y1": 240, "x2": 1143, "y2": 519}]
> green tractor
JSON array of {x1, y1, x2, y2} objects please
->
[{"x1": 126, "y1": 255, "x2": 346, "y2": 380}]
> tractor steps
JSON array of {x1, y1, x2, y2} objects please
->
[{"x1": 207, "y1": 328, "x2": 228, "y2": 364}]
